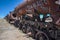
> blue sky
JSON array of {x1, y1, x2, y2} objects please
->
[{"x1": 0, "y1": 0, "x2": 24, "y2": 18}]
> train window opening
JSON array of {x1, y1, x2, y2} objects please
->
[
  {"x1": 46, "y1": 13, "x2": 51, "y2": 17},
  {"x1": 45, "y1": 13, "x2": 53, "y2": 22},
  {"x1": 39, "y1": 14, "x2": 44, "y2": 21}
]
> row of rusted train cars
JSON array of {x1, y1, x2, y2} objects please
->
[{"x1": 5, "y1": 0, "x2": 60, "y2": 40}]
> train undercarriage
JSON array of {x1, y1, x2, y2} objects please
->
[{"x1": 5, "y1": 13, "x2": 60, "y2": 40}]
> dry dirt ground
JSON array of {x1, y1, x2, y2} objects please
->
[{"x1": 0, "y1": 19, "x2": 34, "y2": 40}]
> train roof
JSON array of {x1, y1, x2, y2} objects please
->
[{"x1": 15, "y1": 0, "x2": 37, "y2": 10}]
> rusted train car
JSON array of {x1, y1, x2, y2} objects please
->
[{"x1": 5, "y1": 0, "x2": 60, "y2": 40}]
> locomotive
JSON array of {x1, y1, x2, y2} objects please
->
[{"x1": 5, "y1": 0, "x2": 60, "y2": 40}]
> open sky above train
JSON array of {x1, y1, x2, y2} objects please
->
[{"x1": 0, "y1": 0, "x2": 24, "y2": 18}]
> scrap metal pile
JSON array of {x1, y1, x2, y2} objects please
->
[{"x1": 5, "y1": 0, "x2": 60, "y2": 40}]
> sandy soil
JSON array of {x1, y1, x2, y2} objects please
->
[{"x1": 0, "y1": 19, "x2": 34, "y2": 40}]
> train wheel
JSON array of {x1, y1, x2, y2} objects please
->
[
  {"x1": 19, "y1": 23, "x2": 23, "y2": 30},
  {"x1": 14, "y1": 20, "x2": 20, "y2": 28},
  {"x1": 35, "y1": 31, "x2": 49, "y2": 40},
  {"x1": 26, "y1": 26, "x2": 37, "y2": 39},
  {"x1": 26, "y1": 26, "x2": 32, "y2": 36},
  {"x1": 22, "y1": 26, "x2": 27, "y2": 33},
  {"x1": 26, "y1": 26, "x2": 31, "y2": 33}
]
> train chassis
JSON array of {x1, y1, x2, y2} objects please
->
[
  {"x1": 6, "y1": 13, "x2": 60, "y2": 40},
  {"x1": 13, "y1": 16, "x2": 58, "y2": 40}
]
